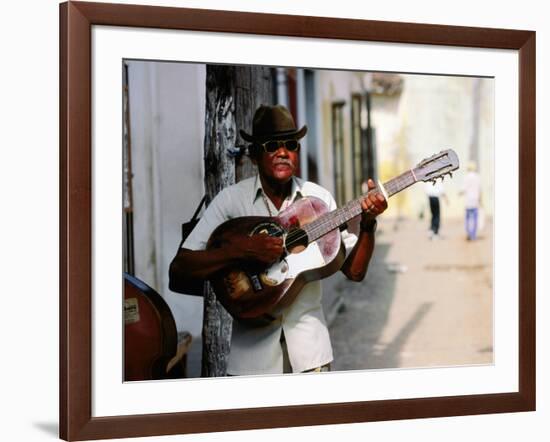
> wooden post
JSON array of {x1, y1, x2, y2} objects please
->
[
  {"x1": 201, "y1": 65, "x2": 273, "y2": 377},
  {"x1": 235, "y1": 66, "x2": 274, "y2": 181}
]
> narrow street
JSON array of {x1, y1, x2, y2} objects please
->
[
  {"x1": 324, "y1": 216, "x2": 493, "y2": 372},
  {"x1": 186, "y1": 217, "x2": 493, "y2": 377}
]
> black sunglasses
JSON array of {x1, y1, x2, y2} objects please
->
[{"x1": 256, "y1": 139, "x2": 300, "y2": 153}]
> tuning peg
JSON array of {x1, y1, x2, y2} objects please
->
[
  {"x1": 448, "y1": 172, "x2": 453, "y2": 178},
  {"x1": 440, "y1": 175, "x2": 445, "y2": 181},
  {"x1": 431, "y1": 180, "x2": 436, "y2": 186}
]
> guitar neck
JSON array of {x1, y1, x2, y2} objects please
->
[{"x1": 304, "y1": 169, "x2": 418, "y2": 242}]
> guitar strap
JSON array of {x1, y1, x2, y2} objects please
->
[
  {"x1": 178, "y1": 195, "x2": 207, "y2": 250},
  {"x1": 190, "y1": 195, "x2": 207, "y2": 223},
  {"x1": 171, "y1": 196, "x2": 208, "y2": 297}
]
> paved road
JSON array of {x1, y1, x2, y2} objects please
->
[
  {"x1": 324, "y1": 216, "x2": 493, "y2": 372},
  {"x1": 186, "y1": 216, "x2": 493, "y2": 377}
]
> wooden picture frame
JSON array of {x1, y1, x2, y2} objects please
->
[{"x1": 59, "y1": 1, "x2": 536, "y2": 440}]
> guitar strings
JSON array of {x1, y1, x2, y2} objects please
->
[
  {"x1": 281, "y1": 173, "x2": 413, "y2": 250},
  {"x1": 283, "y1": 208, "x2": 361, "y2": 249},
  {"x1": 282, "y1": 165, "x2": 451, "y2": 249},
  {"x1": 283, "y1": 201, "x2": 362, "y2": 249},
  {"x1": 283, "y1": 191, "x2": 377, "y2": 248}
]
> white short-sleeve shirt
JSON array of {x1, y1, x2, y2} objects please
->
[{"x1": 182, "y1": 175, "x2": 357, "y2": 375}]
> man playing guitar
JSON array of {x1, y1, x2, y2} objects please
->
[{"x1": 169, "y1": 104, "x2": 388, "y2": 375}]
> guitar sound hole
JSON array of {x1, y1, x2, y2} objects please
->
[
  {"x1": 285, "y1": 228, "x2": 308, "y2": 254},
  {"x1": 251, "y1": 221, "x2": 285, "y2": 238},
  {"x1": 250, "y1": 223, "x2": 308, "y2": 255}
]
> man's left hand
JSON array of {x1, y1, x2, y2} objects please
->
[{"x1": 361, "y1": 179, "x2": 388, "y2": 221}]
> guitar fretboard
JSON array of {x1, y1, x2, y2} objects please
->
[{"x1": 303, "y1": 169, "x2": 418, "y2": 242}]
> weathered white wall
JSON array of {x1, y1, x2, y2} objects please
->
[
  {"x1": 127, "y1": 60, "x2": 206, "y2": 335},
  {"x1": 315, "y1": 71, "x2": 494, "y2": 220},
  {"x1": 375, "y1": 75, "x2": 494, "y2": 220},
  {"x1": 316, "y1": 70, "x2": 364, "y2": 199}
]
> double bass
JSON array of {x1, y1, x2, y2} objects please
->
[{"x1": 124, "y1": 273, "x2": 191, "y2": 381}]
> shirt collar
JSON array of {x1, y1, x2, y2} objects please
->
[{"x1": 253, "y1": 174, "x2": 303, "y2": 205}]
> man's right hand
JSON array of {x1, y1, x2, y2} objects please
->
[
  {"x1": 228, "y1": 233, "x2": 284, "y2": 266},
  {"x1": 170, "y1": 233, "x2": 284, "y2": 293}
]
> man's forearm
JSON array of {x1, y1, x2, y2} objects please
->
[
  {"x1": 340, "y1": 229, "x2": 375, "y2": 282},
  {"x1": 169, "y1": 247, "x2": 236, "y2": 292},
  {"x1": 342, "y1": 177, "x2": 386, "y2": 281},
  {"x1": 169, "y1": 232, "x2": 286, "y2": 293}
]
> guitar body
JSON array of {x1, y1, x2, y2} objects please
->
[{"x1": 207, "y1": 196, "x2": 345, "y2": 326}]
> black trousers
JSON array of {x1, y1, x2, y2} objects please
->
[{"x1": 429, "y1": 196, "x2": 440, "y2": 234}]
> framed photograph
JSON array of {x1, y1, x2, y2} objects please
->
[{"x1": 60, "y1": 1, "x2": 535, "y2": 440}]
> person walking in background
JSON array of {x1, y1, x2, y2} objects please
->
[
  {"x1": 463, "y1": 161, "x2": 482, "y2": 241},
  {"x1": 425, "y1": 180, "x2": 446, "y2": 240}
]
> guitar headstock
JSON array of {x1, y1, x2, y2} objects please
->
[{"x1": 413, "y1": 149, "x2": 460, "y2": 183}]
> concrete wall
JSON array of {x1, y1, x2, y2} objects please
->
[
  {"x1": 375, "y1": 75, "x2": 494, "y2": 220},
  {"x1": 315, "y1": 70, "x2": 364, "y2": 200},
  {"x1": 315, "y1": 71, "x2": 494, "y2": 221},
  {"x1": 127, "y1": 60, "x2": 206, "y2": 336}
]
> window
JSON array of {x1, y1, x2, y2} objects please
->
[
  {"x1": 351, "y1": 94, "x2": 364, "y2": 198},
  {"x1": 331, "y1": 101, "x2": 346, "y2": 206}
]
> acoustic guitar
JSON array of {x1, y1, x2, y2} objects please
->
[{"x1": 207, "y1": 149, "x2": 459, "y2": 326}]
